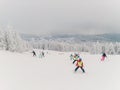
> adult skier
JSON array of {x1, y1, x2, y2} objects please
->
[{"x1": 32, "y1": 50, "x2": 36, "y2": 56}]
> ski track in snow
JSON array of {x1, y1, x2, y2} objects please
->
[{"x1": 0, "y1": 50, "x2": 120, "y2": 90}]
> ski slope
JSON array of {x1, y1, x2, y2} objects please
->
[{"x1": 0, "y1": 50, "x2": 120, "y2": 90}]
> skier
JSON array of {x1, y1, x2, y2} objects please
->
[
  {"x1": 70, "y1": 54, "x2": 73, "y2": 60},
  {"x1": 32, "y1": 50, "x2": 36, "y2": 56},
  {"x1": 39, "y1": 51, "x2": 42, "y2": 58},
  {"x1": 101, "y1": 52, "x2": 107, "y2": 61},
  {"x1": 74, "y1": 58, "x2": 85, "y2": 73},
  {"x1": 72, "y1": 54, "x2": 80, "y2": 64},
  {"x1": 42, "y1": 51, "x2": 45, "y2": 57},
  {"x1": 39, "y1": 51, "x2": 45, "y2": 58}
]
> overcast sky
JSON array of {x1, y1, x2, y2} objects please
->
[{"x1": 0, "y1": 0, "x2": 120, "y2": 35}]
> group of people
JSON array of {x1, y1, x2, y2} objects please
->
[
  {"x1": 70, "y1": 52, "x2": 107, "y2": 73},
  {"x1": 32, "y1": 50, "x2": 45, "y2": 58},
  {"x1": 32, "y1": 50, "x2": 107, "y2": 74},
  {"x1": 70, "y1": 53, "x2": 85, "y2": 73}
]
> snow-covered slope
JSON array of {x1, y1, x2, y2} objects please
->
[{"x1": 0, "y1": 50, "x2": 120, "y2": 90}]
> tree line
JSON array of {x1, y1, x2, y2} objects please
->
[{"x1": 29, "y1": 39, "x2": 120, "y2": 54}]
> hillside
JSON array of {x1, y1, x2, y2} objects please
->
[{"x1": 0, "y1": 50, "x2": 120, "y2": 90}]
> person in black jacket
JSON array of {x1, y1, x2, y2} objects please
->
[{"x1": 32, "y1": 50, "x2": 36, "y2": 56}]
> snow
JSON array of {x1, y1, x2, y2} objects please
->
[{"x1": 0, "y1": 50, "x2": 120, "y2": 90}]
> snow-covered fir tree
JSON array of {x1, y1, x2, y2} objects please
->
[{"x1": 0, "y1": 29, "x2": 31, "y2": 52}]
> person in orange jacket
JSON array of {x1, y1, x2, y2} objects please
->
[{"x1": 74, "y1": 58, "x2": 85, "y2": 73}]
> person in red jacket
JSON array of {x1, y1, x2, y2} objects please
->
[{"x1": 74, "y1": 58, "x2": 85, "y2": 73}]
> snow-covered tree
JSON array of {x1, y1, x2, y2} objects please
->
[
  {"x1": 0, "y1": 28, "x2": 31, "y2": 52},
  {"x1": 28, "y1": 38, "x2": 120, "y2": 55},
  {"x1": 0, "y1": 30, "x2": 5, "y2": 49}
]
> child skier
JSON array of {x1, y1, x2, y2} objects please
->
[
  {"x1": 74, "y1": 58, "x2": 85, "y2": 73},
  {"x1": 73, "y1": 54, "x2": 79, "y2": 64},
  {"x1": 101, "y1": 52, "x2": 107, "y2": 61}
]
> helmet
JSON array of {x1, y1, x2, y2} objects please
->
[{"x1": 79, "y1": 58, "x2": 82, "y2": 61}]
